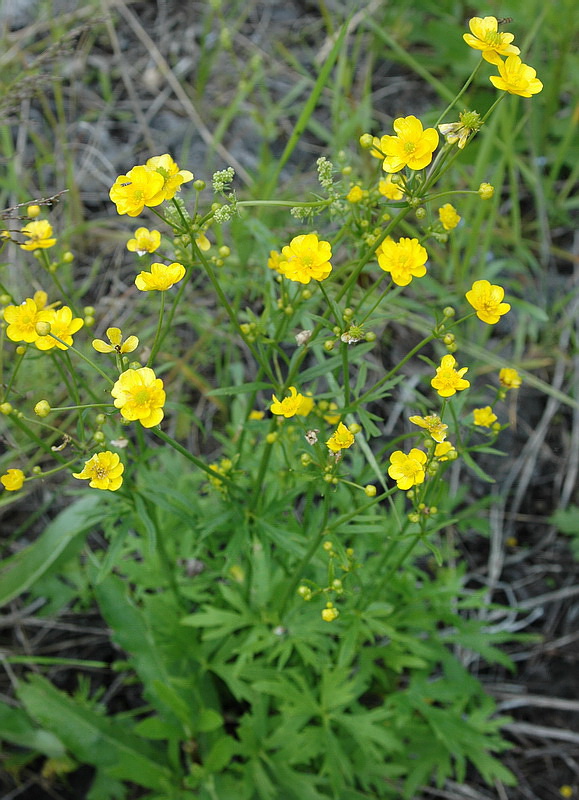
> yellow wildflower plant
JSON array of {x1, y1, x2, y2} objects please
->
[
  {"x1": 473, "y1": 406, "x2": 498, "y2": 428},
  {"x1": 3, "y1": 297, "x2": 53, "y2": 343},
  {"x1": 126, "y1": 227, "x2": 162, "y2": 255},
  {"x1": 270, "y1": 386, "x2": 305, "y2": 418},
  {"x1": 463, "y1": 16, "x2": 520, "y2": 65},
  {"x1": 1, "y1": 468, "x2": 25, "y2": 491},
  {"x1": 135, "y1": 262, "x2": 186, "y2": 291},
  {"x1": 92, "y1": 327, "x2": 139, "y2": 354},
  {"x1": 388, "y1": 448, "x2": 427, "y2": 490},
  {"x1": 109, "y1": 165, "x2": 165, "y2": 217},
  {"x1": 438, "y1": 203, "x2": 461, "y2": 231},
  {"x1": 378, "y1": 176, "x2": 404, "y2": 201},
  {"x1": 434, "y1": 441, "x2": 457, "y2": 461},
  {"x1": 499, "y1": 367, "x2": 522, "y2": 390},
  {"x1": 489, "y1": 55, "x2": 543, "y2": 97},
  {"x1": 145, "y1": 154, "x2": 194, "y2": 203},
  {"x1": 380, "y1": 116, "x2": 439, "y2": 173},
  {"x1": 278, "y1": 234, "x2": 332, "y2": 284},
  {"x1": 326, "y1": 422, "x2": 355, "y2": 452},
  {"x1": 408, "y1": 414, "x2": 448, "y2": 443},
  {"x1": 34, "y1": 306, "x2": 84, "y2": 351},
  {"x1": 466, "y1": 279, "x2": 511, "y2": 324},
  {"x1": 376, "y1": 237, "x2": 428, "y2": 286},
  {"x1": 72, "y1": 451, "x2": 124, "y2": 491},
  {"x1": 431, "y1": 354, "x2": 470, "y2": 398},
  {"x1": 19, "y1": 220, "x2": 57, "y2": 251},
  {"x1": 111, "y1": 367, "x2": 166, "y2": 428}
]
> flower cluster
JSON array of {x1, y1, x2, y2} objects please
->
[{"x1": 3, "y1": 294, "x2": 83, "y2": 350}]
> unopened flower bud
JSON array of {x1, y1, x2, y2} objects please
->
[
  {"x1": 359, "y1": 133, "x2": 374, "y2": 149},
  {"x1": 301, "y1": 289, "x2": 312, "y2": 300},
  {"x1": 193, "y1": 179, "x2": 206, "y2": 191},
  {"x1": 93, "y1": 431, "x2": 105, "y2": 443},
  {"x1": 323, "y1": 340, "x2": 335, "y2": 352},
  {"x1": 83, "y1": 306, "x2": 95, "y2": 316},
  {"x1": 443, "y1": 333, "x2": 455, "y2": 345},
  {"x1": 32, "y1": 465, "x2": 42, "y2": 475},
  {"x1": 27, "y1": 205, "x2": 41, "y2": 218},
  {"x1": 478, "y1": 182, "x2": 494, "y2": 199},
  {"x1": 365, "y1": 331, "x2": 376, "y2": 342},
  {"x1": 62, "y1": 251, "x2": 74, "y2": 263},
  {"x1": 415, "y1": 207, "x2": 426, "y2": 220},
  {"x1": 443, "y1": 306, "x2": 455, "y2": 318},
  {"x1": 266, "y1": 432, "x2": 278, "y2": 444},
  {"x1": 84, "y1": 316, "x2": 95, "y2": 327},
  {"x1": 349, "y1": 423, "x2": 362, "y2": 434},
  {"x1": 0, "y1": 293, "x2": 11, "y2": 305},
  {"x1": 364, "y1": 484, "x2": 377, "y2": 497},
  {"x1": 321, "y1": 603, "x2": 339, "y2": 622},
  {"x1": 95, "y1": 414, "x2": 106, "y2": 425},
  {"x1": 218, "y1": 245, "x2": 230, "y2": 258},
  {"x1": 35, "y1": 321, "x2": 51, "y2": 337},
  {"x1": 34, "y1": 400, "x2": 51, "y2": 417},
  {"x1": 0, "y1": 402, "x2": 13, "y2": 415}
]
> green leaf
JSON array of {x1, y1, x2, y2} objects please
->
[
  {"x1": 208, "y1": 381, "x2": 272, "y2": 397},
  {"x1": 460, "y1": 449, "x2": 496, "y2": 483},
  {"x1": 203, "y1": 735, "x2": 237, "y2": 773},
  {"x1": 17, "y1": 675, "x2": 175, "y2": 791},
  {"x1": 0, "y1": 702, "x2": 66, "y2": 757},
  {"x1": 0, "y1": 493, "x2": 102, "y2": 607}
]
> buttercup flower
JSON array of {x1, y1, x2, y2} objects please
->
[
  {"x1": 473, "y1": 406, "x2": 498, "y2": 427},
  {"x1": 346, "y1": 185, "x2": 364, "y2": 203},
  {"x1": 278, "y1": 234, "x2": 332, "y2": 284},
  {"x1": 431, "y1": 355, "x2": 470, "y2": 397},
  {"x1": 249, "y1": 410, "x2": 265, "y2": 421},
  {"x1": 92, "y1": 327, "x2": 139, "y2": 354},
  {"x1": 489, "y1": 55, "x2": 543, "y2": 97},
  {"x1": 378, "y1": 175, "x2": 404, "y2": 201},
  {"x1": 111, "y1": 367, "x2": 165, "y2": 428},
  {"x1": 1, "y1": 468, "x2": 25, "y2": 491},
  {"x1": 270, "y1": 386, "x2": 305, "y2": 418},
  {"x1": 267, "y1": 250, "x2": 282, "y2": 272},
  {"x1": 434, "y1": 441, "x2": 456, "y2": 461},
  {"x1": 388, "y1": 449, "x2": 427, "y2": 490},
  {"x1": 499, "y1": 367, "x2": 522, "y2": 390},
  {"x1": 109, "y1": 165, "x2": 165, "y2": 216},
  {"x1": 380, "y1": 116, "x2": 439, "y2": 173},
  {"x1": 34, "y1": 306, "x2": 84, "y2": 351},
  {"x1": 3, "y1": 297, "x2": 53, "y2": 343},
  {"x1": 438, "y1": 110, "x2": 482, "y2": 150},
  {"x1": 19, "y1": 220, "x2": 57, "y2": 251},
  {"x1": 73, "y1": 451, "x2": 124, "y2": 491},
  {"x1": 463, "y1": 16, "x2": 520, "y2": 64},
  {"x1": 135, "y1": 262, "x2": 186, "y2": 291},
  {"x1": 145, "y1": 154, "x2": 194, "y2": 202},
  {"x1": 126, "y1": 227, "x2": 161, "y2": 255},
  {"x1": 326, "y1": 422, "x2": 355, "y2": 452},
  {"x1": 466, "y1": 279, "x2": 511, "y2": 324},
  {"x1": 409, "y1": 414, "x2": 448, "y2": 443},
  {"x1": 297, "y1": 394, "x2": 315, "y2": 417},
  {"x1": 376, "y1": 237, "x2": 428, "y2": 286},
  {"x1": 438, "y1": 204, "x2": 461, "y2": 231}
]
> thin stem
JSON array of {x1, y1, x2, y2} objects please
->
[
  {"x1": 147, "y1": 291, "x2": 165, "y2": 367},
  {"x1": 435, "y1": 60, "x2": 485, "y2": 127},
  {"x1": 46, "y1": 335, "x2": 115, "y2": 385}
]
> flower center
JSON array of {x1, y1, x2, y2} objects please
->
[{"x1": 404, "y1": 141, "x2": 417, "y2": 154}]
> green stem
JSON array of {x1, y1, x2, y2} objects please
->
[
  {"x1": 435, "y1": 60, "x2": 485, "y2": 127},
  {"x1": 2, "y1": 347, "x2": 27, "y2": 401},
  {"x1": 147, "y1": 291, "x2": 165, "y2": 367},
  {"x1": 46, "y1": 335, "x2": 115, "y2": 385}
]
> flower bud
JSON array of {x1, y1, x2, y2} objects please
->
[
  {"x1": 365, "y1": 331, "x2": 376, "y2": 342},
  {"x1": 364, "y1": 484, "x2": 377, "y2": 497},
  {"x1": 93, "y1": 431, "x2": 106, "y2": 443},
  {"x1": 0, "y1": 402, "x2": 13, "y2": 415},
  {"x1": 193, "y1": 179, "x2": 206, "y2": 191},
  {"x1": 348, "y1": 423, "x2": 362, "y2": 434},
  {"x1": 34, "y1": 400, "x2": 51, "y2": 418},
  {"x1": 478, "y1": 182, "x2": 494, "y2": 200},
  {"x1": 323, "y1": 340, "x2": 335, "y2": 352},
  {"x1": 265, "y1": 432, "x2": 278, "y2": 444},
  {"x1": 415, "y1": 207, "x2": 426, "y2": 220},
  {"x1": 35, "y1": 321, "x2": 52, "y2": 337},
  {"x1": 442, "y1": 306, "x2": 455, "y2": 318},
  {"x1": 218, "y1": 245, "x2": 230, "y2": 258},
  {"x1": 27, "y1": 204, "x2": 41, "y2": 218},
  {"x1": 359, "y1": 133, "x2": 374, "y2": 149},
  {"x1": 62, "y1": 251, "x2": 74, "y2": 263}
]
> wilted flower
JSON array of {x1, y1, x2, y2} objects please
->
[
  {"x1": 378, "y1": 175, "x2": 404, "y2": 200},
  {"x1": 434, "y1": 441, "x2": 457, "y2": 461},
  {"x1": 408, "y1": 414, "x2": 448, "y2": 443}
]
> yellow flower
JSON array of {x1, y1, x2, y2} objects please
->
[
  {"x1": 19, "y1": 220, "x2": 57, "y2": 251},
  {"x1": 380, "y1": 116, "x2": 439, "y2": 173},
  {"x1": 135, "y1": 262, "x2": 186, "y2": 291},
  {"x1": 321, "y1": 603, "x2": 339, "y2": 622},
  {"x1": 346, "y1": 185, "x2": 364, "y2": 203},
  {"x1": 438, "y1": 110, "x2": 482, "y2": 150},
  {"x1": 473, "y1": 406, "x2": 498, "y2": 427},
  {"x1": 378, "y1": 176, "x2": 404, "y2": 201},
  {"x1": 388, "y1": 448, "x2": 427, "y2": 490},
  {"x1": 408, "y1": 414, "x2": 448, "y2": 443},
  {"x1": 267, "y1": 250, "x2": 282, "y2": 272},
  {"x1": 278, "y1": 234, "x2": 332, "y2": 284},
  {"x1": 111, "y1": 367, "x2": 165, "y2": 428},
  {"x1": 34, "y1": 306, "x2": 84, "y2": 351},
  {"x1": 489, "y1": 55, "x2": 543, "y2": 97},
  {"x1": 3, "y1": 298, "x2": 53, "y2": 343},
  {"x1": 1, "y1": 468, "x2": 25, "y2": 491},
  {"x1": 270, "y1": 386, "x2": 305, "y2": 418},
  {"x1": 145, "y1": 154, "x2": 194, "y2": 203},
  {"x1": 438, "y1": 204, "x2": 461, "y2": 231},
  {"x1": 92, "y1": 327, "x2": 139, "y2": 354},
  {"x1": 466, "y1": 279, "x2": 510, "y2": 324},
  {"x1": 326, "y1": 422, "x2": 355, "y2": 452},
  {"x1": 72, "y1": 451, "x2": 124, "y2": 491},
  {"x1": 195, "y1": 233, "x2": 211, "y2": 251},
  {"x1": 376, "y1": 237, "x2": 428, "y2": 286},
  {"x1": 126, "y1": 227, "x2": 161, "y2": 255},
  {"x1": 463, "y1": 16, "x2": 520, "y2": 64},
  {"x1": 431, "y1": 354, "x2": 470, "y2": 398},
  {"x1": 248, "y1": 409, "x2": 265, "y2": 421},
  {"x1": 109, "y1": 165, "x2": 165, "y2": 217},
  {"x1": 434, "y1": 441, "x2": 456, "y2": 461},
  {"x1": 559, "y1": 787, "x2": 574, "y2": 799},
  {"x1": 499, "y1": 367, "x2": 522, "y2": 390},
  {"x1": 322, "y1": 402, "x2": 341, "y2": 425}
]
